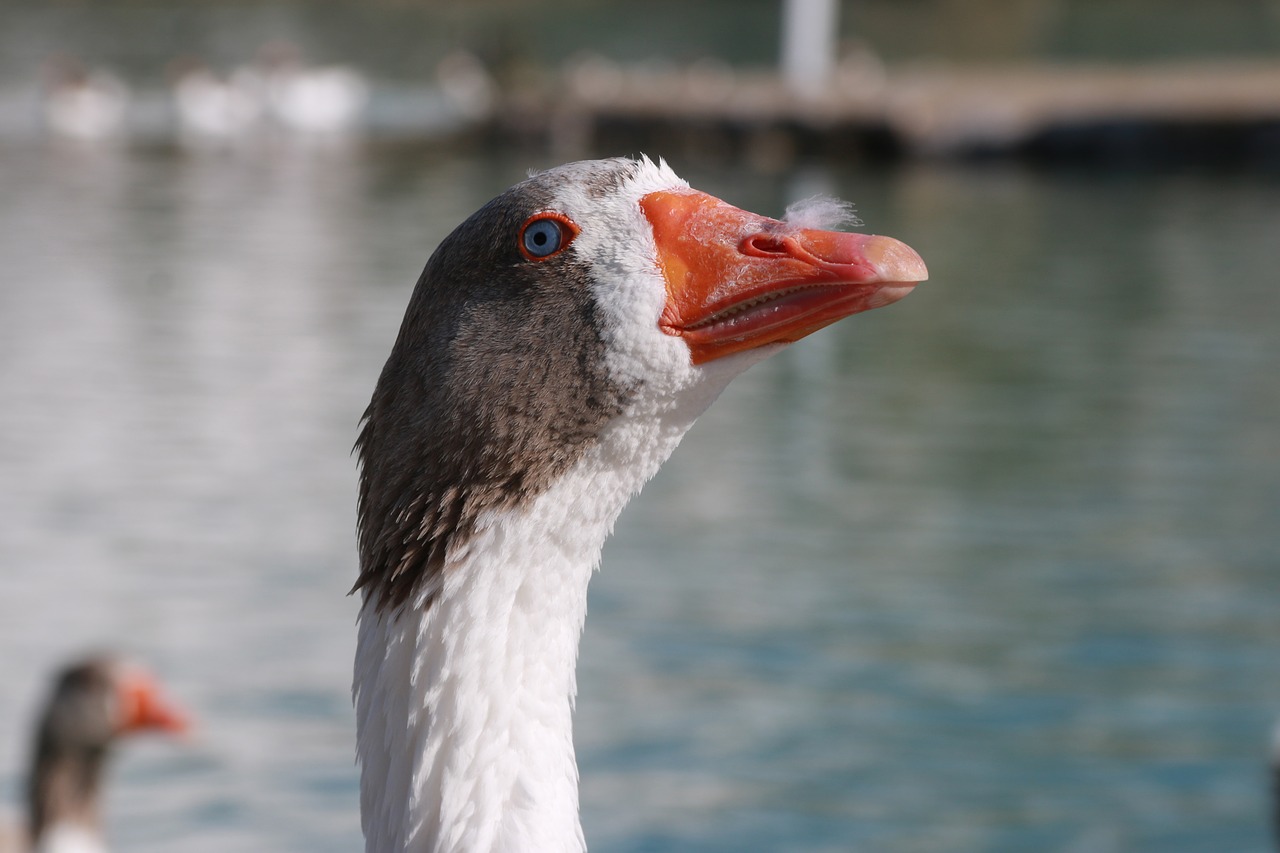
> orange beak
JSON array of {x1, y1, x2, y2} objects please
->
[
  {"x1": 116, "y1": 669, "x2": 191, "y2": 736},
  {"x1": 640, "y1": 189, "x2": 927, "y2": 364}
]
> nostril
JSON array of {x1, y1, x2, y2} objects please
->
[{"x1": 742, "y1": 234, "x2": 789, "y2": 257}]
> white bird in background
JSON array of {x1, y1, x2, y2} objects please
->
[
  {"x1": 436, "y1": 50, "x2": 496, "y2": 122},
  {"x1": 352, "y1": 156, "x2": 927, "y2": 852},
  {"x1": 254, "y1": 42, "x2": 368, "y2": 136},
  {"x1": 169, "y1": 59, "x2": 264, "y2": 146},
  {"x1": 42, "y1": 59, "x2": 130, "y2": 143}
]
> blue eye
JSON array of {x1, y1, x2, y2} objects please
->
[
  {"x1": 522, "y1": 219, "x2": 562, "y2": 258},
  {"x1": 519, "y1": 214, "x2": 578, "y2": 261}
]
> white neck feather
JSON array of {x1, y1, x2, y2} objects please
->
[{"x1": 353, "y1": 376, "x2": 752, "y2": 853}]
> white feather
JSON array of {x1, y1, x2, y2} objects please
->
[{"x1": 782, "y1": 195, "x2": 862, "y2": 231}]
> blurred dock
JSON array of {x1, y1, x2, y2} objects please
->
[
  {"x1": 501, "y1": 59, "x2": 1280, "y2": 167},
  {"x1": 12, "y1": 48, "x2": 1280, "y2": 169}
]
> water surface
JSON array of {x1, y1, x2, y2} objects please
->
[{"x1": 0, "y1": 144, "x2": 1277, "y2": 852}]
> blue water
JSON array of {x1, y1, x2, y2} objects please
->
[{"x1": 0, "y1": 143, "x2": 1277, "y2": 853}]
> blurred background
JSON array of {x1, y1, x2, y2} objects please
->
[{"x1": 1, "y1": 1, "x2": 1278, "y2": 851}]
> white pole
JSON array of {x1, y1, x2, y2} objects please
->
[{"x1": 781, "y1": 0, "x2": 839, "y2": 97}]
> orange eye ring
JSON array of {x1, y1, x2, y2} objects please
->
[{"x1": 518, "y1": 212, "x2": 580, "y2": 262}]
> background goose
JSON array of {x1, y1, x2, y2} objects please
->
[{"x1": 1, "y1": 657, "x2": 187, "y2": 853}]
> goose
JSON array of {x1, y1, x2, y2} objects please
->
[
  {"x1": 41, "y1": 59, "x2": 130, "y2": 144},
  {"x1": 253, "y1": 42, "x2": 368, "y2": 136},
  {"x1": 1, "y1": 656, "x2": 188, "y2": 853},
  {"x1": 169, "y1": 60, "x2": 264, "y2": 147},
  {"x1": 353, "y1": 156, "x2": 927, "y2": 853}
]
